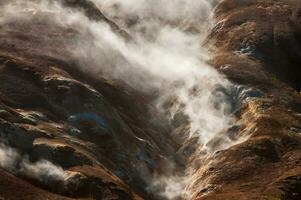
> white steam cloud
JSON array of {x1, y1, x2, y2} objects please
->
[
  {"x1": 0, "y1": 0, "x2": 238, "y2": 199},
  {"x1": 0, "y1": 143, "x2": 67, "y2": 183},
  {"x1": 149, "y1": 175, "x2": 193, "y2": 200},
  {"x1": 69, "y1": 0, "x2": 234, "y2": 151},
  {"x1": 94, "y1": 0, "x2": 213, "y2": 35}
]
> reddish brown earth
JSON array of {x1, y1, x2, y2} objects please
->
[
  {"x1": 0, "y1": 0, "x2": 300, "y2": 200},
  {"x1": 0, "y1": 169, "x2": 72, "y2": 200},
  {"x1": 196, "y1": 0, "x2": 301, "y2": 199}
]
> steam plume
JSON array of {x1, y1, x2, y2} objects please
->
[
  {"x1": 0, "y1": 0, "x2": 239, "y2": 199},
  {"x1": 0, "y1": 143, "x2": 67, "y2": 184}
]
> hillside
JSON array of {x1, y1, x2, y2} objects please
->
[{"x1": 0, "y1": 0, "x2": 300, "y2": 200}]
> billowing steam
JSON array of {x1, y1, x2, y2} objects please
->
[
  {"x1": 0, "y1": 0, "x2": 240, "y2": 199},
  {"x1": 72, "y1": 0, "x2": 235, "y2": 151},
  {"x1": 0, "y1": 143, "x2": 67, "y2": 184}
]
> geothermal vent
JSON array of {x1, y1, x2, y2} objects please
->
[{"x1": 0, "y1": 0, "x2": 300, "y2": 200}]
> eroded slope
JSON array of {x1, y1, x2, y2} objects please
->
[{"x1": 0, "y1": 1, "x2": 300, "y2": 200}]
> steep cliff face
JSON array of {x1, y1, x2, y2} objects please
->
[{"x1": 0, "y1": 0, "x2": 300, "y2": 200}]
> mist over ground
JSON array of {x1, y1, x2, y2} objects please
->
[
  {"x1": 0, "y1": 143, "x2": 67, "y2": 183},
  {"x1": 0, "y1": 0, "x2": 252, "y2": 199},
  {"x1": 1, "y1": 0, "x2": 300, "y2": 200}
]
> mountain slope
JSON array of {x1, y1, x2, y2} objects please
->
[{"x1": 0, "y1": 0, "x2": 300, "y2": 200}]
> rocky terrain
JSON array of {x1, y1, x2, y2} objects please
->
[{"x1": 0, "y1": 0, "x2": 300, "y2": 200}]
